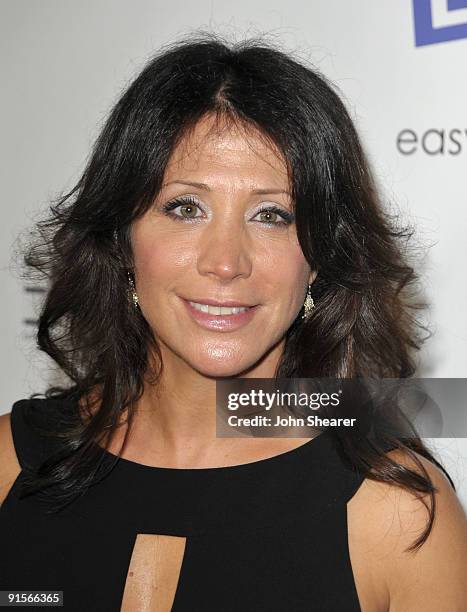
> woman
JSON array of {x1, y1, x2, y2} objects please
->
[{"x1": 0, "y1": 34, "x2": 466, "y2": 611}]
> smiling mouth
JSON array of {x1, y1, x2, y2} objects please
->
[
  {"x1": 180, "y1": 297, "x2": 259, "y2": 331},
  {"x1": 188, "y1": 301, "x2": 251, "y2": 315}
]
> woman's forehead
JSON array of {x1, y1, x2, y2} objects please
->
[{"x1": 163, "y1": 115, "x2": 289, "y2": 187}]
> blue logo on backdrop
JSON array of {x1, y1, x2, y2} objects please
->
[{"x1": 413, "y1": 0, "x2": 467, "y2": 46}]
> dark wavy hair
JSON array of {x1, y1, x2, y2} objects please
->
[{"x1": 16, "y1": 31, "x2": 454, "y2": 552}]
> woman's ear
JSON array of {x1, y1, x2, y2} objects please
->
[{"x1": 308, "y1": 270, "x2": 318, "y2": 285}]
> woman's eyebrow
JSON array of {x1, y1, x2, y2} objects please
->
[{"x1": 162, "y1": 179, "x2": 290, "y2": 196}]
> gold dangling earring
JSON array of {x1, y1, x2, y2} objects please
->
[
  {"x1": 301, "y1": 283, "x2": 315, "y2": 320},
  {"x1": 127, "y1": 271, "x2": 139, "y2": 308}
]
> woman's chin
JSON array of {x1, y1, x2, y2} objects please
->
[
  {"x1": 194, "y1": 362, "x2": 253, "y2": 379},
  {"x1": 190, "y1": 353, "x2": 261, "y2": 379}
]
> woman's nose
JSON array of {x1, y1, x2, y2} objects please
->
[{"x1": 196, "y1": 222, "x2": 253, "y2": 282}]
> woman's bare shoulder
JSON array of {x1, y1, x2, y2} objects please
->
[
  {"x1": 348, "y1": 447, "x2": 467, "y2": 611},
  {"x1": 0, "y1": 412, "x2": 22, "y2": 506}
]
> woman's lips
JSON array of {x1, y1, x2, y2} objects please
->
[{"x1": 180, "y1": 297, "x2": 259, "y2": 331}]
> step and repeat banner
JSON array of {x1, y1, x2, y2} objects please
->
[{"x1": 1, "y1": 0, "x2": 466, "y2": 502}]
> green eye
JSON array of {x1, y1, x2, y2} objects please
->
[
  {"x1": 162, "y1": 196, "x2": 202, "y2": 222},
  {"x1": 254, "y1": 206, "x2": 294, "y2": 226},
  {"x1": 257, "y1": 210, "x2": 279, "y2": 224},
  {"x1": 179, "y1": 203, "x2": 198, "y2": 218}
]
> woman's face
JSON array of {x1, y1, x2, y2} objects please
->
[{"x1": 131, "y1": 114, "x2": 317, "y2": 378}]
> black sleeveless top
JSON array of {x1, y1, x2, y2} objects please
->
[{"x1": 0, "y1": 397, "x2": 369, "y2": 611}]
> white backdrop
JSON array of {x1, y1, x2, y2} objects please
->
[{"x1": 1, "y1": 0, "x2": 466, "y2": 507}]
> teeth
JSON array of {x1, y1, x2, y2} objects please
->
[{"x1": 189, "y1": 301, "x2": 250, "y2": 315}]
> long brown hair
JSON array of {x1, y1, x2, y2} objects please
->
[{"x1": 18, "y1": 32, "x2": 453, "y2": 553}]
